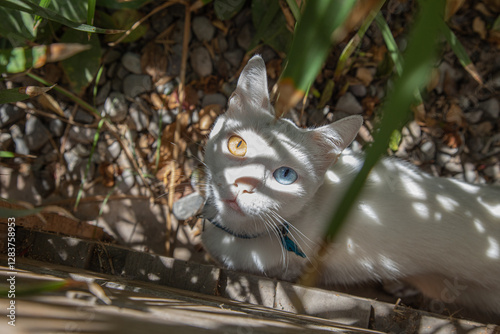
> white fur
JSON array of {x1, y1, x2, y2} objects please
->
[{"x1": 202, "y1": 55, "x2": 500, "y2": 314}]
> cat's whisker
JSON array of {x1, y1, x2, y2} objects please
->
[{"x1": 263, "y1": 212, "x2": 290, "y2": 273}]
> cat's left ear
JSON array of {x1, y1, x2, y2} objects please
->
[
  {"x1": 311, "y1": 115, "x2": 363, "y2": 169},
  {"x1": 230, "y1": 55, "x2": 272, "y2": 114}
]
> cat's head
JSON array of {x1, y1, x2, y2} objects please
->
[{"x1": 204, "y1": 55, "x2": 362, "y2": 235}]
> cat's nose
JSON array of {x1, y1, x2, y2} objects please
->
[{"x1": 233, "y1": 177, "x2": 259, "y2": 193}]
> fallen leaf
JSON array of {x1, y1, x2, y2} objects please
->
[
  {"x1": 38, "y1": 93, "x2": 65, "y2": 117},
  {"x1": 445, "y1": 103, "x2": 464, "y2": 126},
  {"x1": 356, "y1": 67, "x2": 374, "y2": 86},
  {"x1": 473, "y1": 16, "x2": 487, "y2": 39},
  {"x1": 445, "y1": 0, "x2": 466, "y2": 20}
]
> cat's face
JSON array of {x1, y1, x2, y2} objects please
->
[{"x1": 204, "y1": 55, "x2": 362, "y2": 236}]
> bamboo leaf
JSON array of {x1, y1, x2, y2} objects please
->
[
  {"x1": 275, "y1": 1, "x2": 357, "y2": 117},
  {"x1": 440, "y1": 20, "x2": 483, "y2": 85},
  {"x1": 0, "y1": 0, "x2": 123, "y2": 34},
  {"x1": 325, "y1": 0, "x2": 446, "y2": 242},
  {"x1": 0, "y1": 85, "x2": 55, "y2": 104},
  {"x1": 33, "y1": 0, "x2": 52, "y2": 30}
]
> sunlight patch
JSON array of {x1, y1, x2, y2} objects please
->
[
  {"x1": 359, "y1": 202, "x2": 381, "y2": 225},
  {"x1": 412, "y1": 202, "x2": 429, "y2": 219},
  {"x1": 473, "y1": 219, "x2": 485, "y2": 234},
  {"x1": 477, "y1": 197, "x2": 500, "y2": 218},
  {"x1": 449, "y1": 178, "x2": 480, "y2": 194},
  {"x1": 326, "y1": 170, "x2": 341, "y2": 183},
  {"x1": 436, "y1": 194, "x2": 459, "y2": 211},
  {"x1": 486, "y1": 237, "x2": 499, "y2": 259},
  {"x1": 401, "y1": 175, "x2": 427, "y2": 200}
]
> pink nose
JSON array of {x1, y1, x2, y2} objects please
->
[{"x1": 233, "y1": 177, "x2": 259, "y2": 193}]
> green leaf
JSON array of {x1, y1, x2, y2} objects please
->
[
  {"x1": 214, "y1": 0, "x2": 246, "y2": 20},
  {"x1": 87, "y1": 0, "x2": 96, "y2": 39},
  {"x1": 0, "y1": 6, "x2": 36, "y2": 45},
  {"x1": 0, "y1": 85, "x2": 55, "y2": 103},
  {"x1": 98, "y1": 0, "x2": 152, "y2": 9},
  {"x1": 0, "y1": 151, "x2": 15, "y2": 158},
  {"x1": 60, "y1": 29, "x2": 101, "y2": 95},
  {"x1": 105, "y1": 9, "x2": 148, "y2": 43},
  {"x1": 389, "y1": 129, "x2": 402, "y2": 151},
  {"x1": 281, "y1": 1, "x2": 357, "y2": 92},
  {"x1": 33, "y1": 0, "x2": 52, "y2": 30},
  {"x1": 0, "y1": 46, "x2": 44, "y2": 73},
  {"x1": 0, "y1": 0, "x2": 120, "y2": 34},
  {"x1": 324, "y1": 0, "x2": 446, "y2": 241},
  {"x1": 251, "y1": 0, "x2": 292, "y2": 54},
  {"x1": 0, "y1": 206, "x2": 43, "y2": 218}
]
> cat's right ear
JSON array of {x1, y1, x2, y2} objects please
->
[
  {"x1": 311, "y1": 115, "x2": 363, "y2": 171},
  {"x1": 229, "y1": 55, "x2": 272, "y2": 115}
]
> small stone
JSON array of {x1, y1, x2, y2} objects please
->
[
  {"x1": 349, "y1": 84, "x2": 367, "y2": 98},
  {"x1": 10, "y1": 125, "x2": 29, "y2": 155},
  {"x1": 237, "y1": 23, "x2": 253, "y2": 50},
  {"x1": 202, "y1": 93, "x2": 227, "y2": 107},
  {"x1": 307, "y1": 109, "x2": 326, "y2": 127},
  {"x1": 122, "y1": 52, "x2": 142, "y2": 74},
  {"x1": 420, "y1": 141, "x2": 436, "y2": 161},
  {"x1": 173, "y1": 192, "x2": 205, "y2": 220},
  {"x1": 103, "y1": 92, "x2": 128, "y2": 122},
  {"x1": 464, "y1": 109, "x2": 483, "y2": 124},
  {"x1": 116, "y1": 64, "x2": 129, "y2": 80},
  {"x1": 216, "y1": 34, "x2": 228, "y2": 53},
  {"x1": 72, "y1": 143, "x2": 91, "y2": 157},
  {"x1": 445, "y1": 160, "x2": 463, "y2": 173},
  {"x1": 484, "y1": 164, "x2": 500, "y2": 180},
  {"x1": 0, "y1": 132, "x2": 12, "y2": 150},
  {"x1": 436, "y1": 152, "x2": 451, "y2": 166},
  {"x1": 156, "y1": 81, "x2": 176, "y2": 95},
  {"x1": 1, "y1": 104, "x2": 24, "y2": 128},
  {"x1": 224, "y1": 49, "x2": 244, "y2": 68},
  {"x1": 437, "y1": 143, "x2": 459, "y2": 156},
  {"x1": 68, "y1": 127, "x2": 97, "y2": 144},
  {"x1": 103, "y1": 49, "x2": 122, "y2": 64},
  {"x1": 192, "y1": 16, "x2": 215, "y2": 42},
  {"x1": 408, "y1": 121, "x2": 421, "y2": 139},
  {"x1": 63, "y1": 150, "x2": 80, "y2": 173},
  {"x1": 479, "y1": 98, "x2": 499, "y2": 119},
  {"x1": 34, "y1": 168, "x2": 55, "y2": 197},
  {"x1": 49, "y1": 119, "x2": 64, "y2": 137},
  {"x1": 74, "y1": 109, "x2": 94, "y2": 124},
  {"x1": 335, "y1": 92, "x2": 363, "y2": 114},
  {"x1": 463, "y1": 162, "x2": 477, "y2": 183},
  {"x1": 107, "y1": 140, "x2": 121, "y2": 161},
  {"x1": 96, "y1": 81, "x2": 112, "y2": 105},
  {"x1": 466, "y1": 136, "x2": 484, "y2": 153},
  {"x1": 123, "y1": 74, "x2": 152, "y2": 98},
  {"x1": 190, "y1": 46, "x2": 213, "y2": 78},
  {"x1": 25, "y1": 116, "x2": 50, "y2": 151},
  {"x1": 117, "y1": 168, "x2": 135, "y2": 193},
  {"x1": 129, "y1": 102, "x2": 149, "y2": 131}
]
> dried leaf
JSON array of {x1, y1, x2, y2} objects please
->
[
  {"x1": 141, "y1": 42, "x2": 167, "y2": 82},
  {"x1": 443, "y1": 132, "x2": 462, "y2": 148},
  {"x1": 356, "y1": 67, "x2": 374, "y2": 86},
  {"x1": 445, "y1": 103, "x2": 464, "y2": 126},
  {"x1": 445, "y1": 0, "x2": 466, "y2": 20},
  {"x1": 46, "y1": 43, "x2": 92, "y2": 63},
  {"x1": 473, "y1": 16, "x2": 487, "y2": 39},
  {"x1": 19, "y1": 85, "x2": 55, "y2": 97},
  {"x1": 38, "y1": 93, "x2": 65, "y2": 117}
]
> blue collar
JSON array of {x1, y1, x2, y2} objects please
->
[{"x1": 206, "y1": 219, "x2": 306, "y2": 258}]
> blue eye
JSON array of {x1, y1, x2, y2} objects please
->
[{"x1": 273, "y1": 167, "x2": 298, "y2": 185}]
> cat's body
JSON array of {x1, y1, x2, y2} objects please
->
[{"x1": 201, "y1": 55, "x2": 500, "y2": 315}]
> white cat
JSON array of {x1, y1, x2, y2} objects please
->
[{"x1": 201, "y1": 55, "x2": 500, "y2": 315}]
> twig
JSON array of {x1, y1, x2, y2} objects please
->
[{"x1": 108, "y1": 0, "x2": 185, "y2": 47}]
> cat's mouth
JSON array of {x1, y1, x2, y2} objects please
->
[{"x1": 221, "y1": 198, "x2": 245, "y2": 216}]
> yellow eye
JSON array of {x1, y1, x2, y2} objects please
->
[{"x1": 228, "y1": 135, "x2": 247, "y2": 157}]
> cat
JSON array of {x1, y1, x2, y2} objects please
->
[{"x1": 201, "y1": 55, "x2": 500, "y2": 316}]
